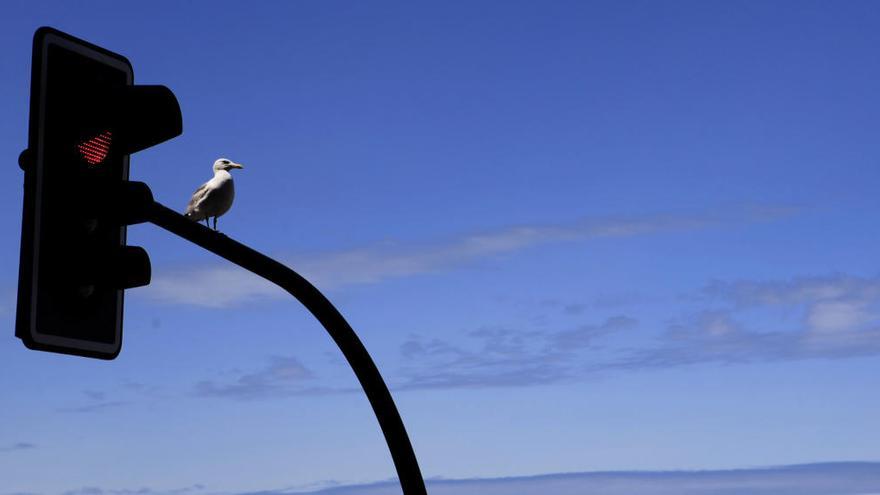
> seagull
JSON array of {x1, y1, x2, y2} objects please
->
[{"x1": 184, "y1": 158, "x2": 244, "y2": 231}]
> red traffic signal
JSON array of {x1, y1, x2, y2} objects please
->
[{"x1": 77, "y1": 130, "x2": 113, "y2": 166}]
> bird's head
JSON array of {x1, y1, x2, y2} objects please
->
[{"x1": 213, "y1": 158, "x2": 244, "y2": 172}]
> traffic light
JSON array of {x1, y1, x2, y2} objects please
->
[{"x1": 15, "y1": 27, "x2": 181, "y2": 359}]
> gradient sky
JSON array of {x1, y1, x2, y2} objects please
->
[{"x1": 2, "y1": 1, "x2": 880, "y2": 494}]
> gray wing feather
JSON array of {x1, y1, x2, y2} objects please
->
[{"x1": 185, "y1": 182, "x2": 213, "y2": 218}]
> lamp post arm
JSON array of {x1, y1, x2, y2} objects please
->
[{"x1": 146, "y1": 200, "x2": 427, "y2": 495}]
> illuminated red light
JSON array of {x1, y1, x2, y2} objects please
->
[{"x1": 77, "y1": 130, "x2": 112, "y2": 165}]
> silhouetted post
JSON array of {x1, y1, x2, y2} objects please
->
[{"x1": 147, "y1": 200, "x2": 428, "y2": 495}]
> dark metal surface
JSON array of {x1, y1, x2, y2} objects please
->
[{"x1": 147, "y1": 200, "x2": 427, "y2": 495}]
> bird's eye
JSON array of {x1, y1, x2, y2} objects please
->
[{"x1": 222, "y1": 160, "x2": 230, "y2": 164}]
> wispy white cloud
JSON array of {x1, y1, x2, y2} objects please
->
[
  {"x1": 702, "y1": 275, "x2": 880, "y2": 309},
  {"x1": 0, "y1": 442, "x2": 36, "y2": 453},
  {"x1": 55, "y1": 401, "x2": 129, "y2": 414},
  {"x1": 394, "y1": 274, "x2": 880, "y2": 390},
  {"x1": 143, "y1": 208, "x2": 787, "y2": 307},
  {"x1": 235, "y1": 462, "x2": 880, "y2": 495},
  {"x1": 608, "y1": 274, "x2": 880, "y2": 371},
  {"x1": 195, "y1": 355, "x2": 313, "y2": 400},
  {"x1": 397, "y1": 316, "x2": 636, "y2": 390},
  {"x1": 189, "y1": 316, "x2": 637, "y2": 400},
  {"x1": 707, "y1": 274, "x2": 880, "y2": 345},
  {"x1": 806, "y1": 300, "x2": 874, "y2": 334},
  {"x1": 146, "y1": 266, "x2": 280, "y2": 309},
  {"x1": 55, "y1": 384, "x2": 167, "y2": 414},
  {"x1": 192, "y1": 273, "x2": 880, "y2": 397},
  {"x1": 59, "y1": 485, "x2": 206, "y2": 495},
  {"x1": 54, "y1": 389, "x2": 130, "y2": 414},
  {"x1": 194, "y1": 355, "x2": 356, "y2": 400}
]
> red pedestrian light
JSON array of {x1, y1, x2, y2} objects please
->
[{"x1": 77, "y1": 130, "x2": 112, "y2": 165}]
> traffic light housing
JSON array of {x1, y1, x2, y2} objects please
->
[{"x1": 15, "y1": 27, "x2": 181, "y2": 359}]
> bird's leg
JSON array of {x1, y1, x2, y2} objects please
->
[
  {"x1": 213, "y1": 217, "x2": 218, "y2": 231},
  {"x1": 203, "y1": 218, "x2": 209, "y2": 228}
]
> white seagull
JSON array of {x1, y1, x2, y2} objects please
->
[{"x1": 184, "y1": 157, "x2": 244, "y2": 230}]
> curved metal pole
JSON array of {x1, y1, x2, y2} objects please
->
[{"x1": 146, "y1": 201, "x2": 428, "y2": 495}]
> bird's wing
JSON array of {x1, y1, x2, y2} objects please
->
[{"x1": 185, "y1": 182, "x2": 213, "y2": 216}]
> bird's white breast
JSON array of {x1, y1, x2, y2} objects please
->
[{"x1": 201, "y1": 170, "x2": 235, "y2": 217}]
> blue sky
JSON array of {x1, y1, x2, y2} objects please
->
[{"x1": 2, "y1": 1, "x2": 880, "y2": 494}]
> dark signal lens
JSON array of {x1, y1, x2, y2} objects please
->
[{"x1": 77, "y1": 130, "x2": 112, "y2": 165}]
